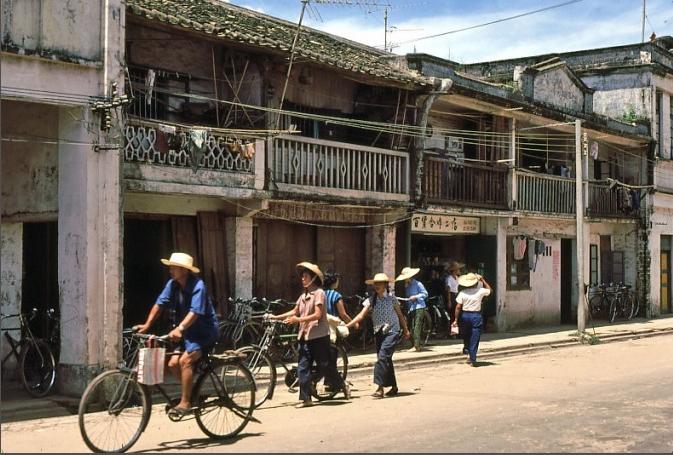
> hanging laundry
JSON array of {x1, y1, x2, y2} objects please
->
[
  {"x1": 513, "y1": 236, "x2": 527, "y2": 261},
  {"x1": 158, "y1": 123, "x2": 177, "y2": 135},
  {"x1": 631, "y1": 189, "x2": 641, "y2": 211},
  {"x1": 145, "y1": 69, "x2": 156, "y2": 105},
  {"x1": 528, "y1": 238, "x2": 537, "y2": 271},
  {"x1": 188, "y1": 129, "x2": 208, "y2": 172},
  {"x1": 243, "y1": 142, "x2": 256, "y2": 160}
]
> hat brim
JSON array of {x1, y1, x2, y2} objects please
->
[
  {"x1": 365, "y1": 279, "x2": 393, "y2": 285},
  {"x1": 449, "y1": 263, "x2": 465, "y2": 271},
  {"x1": 395, "y1": 267, "x2": 421, "y2": 282},
  {"x1": 296, "y1": 262, "x2": 324, "y2": 284},
  {"x1": 161, "y1": 259, "x2": 200, "y2": 274},
  {"x1": 457, "y1": 277, "x2": 479, "y2": 287}
]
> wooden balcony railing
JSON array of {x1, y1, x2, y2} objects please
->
[
  {"x1": 270, "y1": 135, "x2": 409, "y2": 197},
  {"x1": 587, "y1": 181, "x2": 639, "y2": 218},
  {"x1": 423, "y1": 156, "x2": 509, "y2": 209},
  {"x1": 516, "y1": 171, "x2": 576, "y2": 214}
]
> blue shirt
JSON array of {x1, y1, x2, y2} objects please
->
[
  {"x1": 405, "y1": 279, "x2": 428, "y2": 312},
  {"x1": 156, "y1": 276, "x2": 219, "y2": 346},
  {"x1": 325, "y1": 289, "x2": 342, "y2": 317}
]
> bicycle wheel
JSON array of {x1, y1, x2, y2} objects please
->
[
  {"x1": 78, "y1": 369, "x2": 151, "y2": 453},
  {"x1": 19, "y1": 338, "x2": 56, "y2": 397},
  {"x1": 194, "y1": 360, "x2": 255, "y2": 439},
  {"x1": 623, "y1": 292, "x2": 636, "y2": 320},
  {"x1": 588, "y1": 294, "x2": 604, "y2": 317},
  {"x1": 233, "y1": 323, "x2": 262, "y2": 350},
  {"x1": 629, "y1": 293, "x2": 640, "y2": 319},
  {"x1": 608, "y1": 299, "x2": 618, "y2": 323},
  {"x1": 236, "y1": 345, "x2": 277, "y2": 408},
  {"x1": 311, "y1": 343, "x2": 348, "y2": 401}
]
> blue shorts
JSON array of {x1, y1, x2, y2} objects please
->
[{"x1": 182, "y1": 331, "x2": 218, "y2": 354}]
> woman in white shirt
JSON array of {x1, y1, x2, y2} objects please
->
[{"x1": 451, "y1": 273, "x2": 491, "y2": 367}]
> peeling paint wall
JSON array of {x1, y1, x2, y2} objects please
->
[
  {"x1": 591, "y1": 87, "x2": 653, "y2": 121},
  {"x1": 1, "y1": 100, "x2": 58, "y2": 219},
  {"x1": 0, "y1": 223, "x2": 23, "y2": 375},
  {"x1": 2, "y1": 0, "x2": 102, "y2": 60},
  {"x1": 533, "y1": 69, "x2": 585, "y2": 113}
]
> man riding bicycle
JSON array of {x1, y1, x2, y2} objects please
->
[{"x1": 136, "y1": 252, "x2": 219, "y2": 417}]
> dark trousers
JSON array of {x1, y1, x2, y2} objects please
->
[
  {"x1": 374, "y1": 330, "x2": 400, "y2": 388},
  {"x1": 408, "y1": 307, "x2": 428, "y2": 348},
  {"x1": 460, "y1": 312, "x2": 483, "y2": 363},
  {"x1": 297, "y1": 335, "x2": 344, "y2": 401}
]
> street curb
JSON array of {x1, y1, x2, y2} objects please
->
[{"x1": 344, "y1": 327, "x2": 673, "y2": 379}]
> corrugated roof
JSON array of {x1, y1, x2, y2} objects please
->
[{"x1": 126, "y1": 0, "x2": 427, "y2": 85}]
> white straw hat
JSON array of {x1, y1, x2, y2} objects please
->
[
  {"x1": 457, "y1": 273, "x2": 481, "y2": 288},
  {"x1": 161, "y1": 252, "x2": 200, "y2": 273},
  {"x1": 365, "y1": 272, "x2": 393, "y2": 285},
  {"x1": 395, "y1": 267, "x2": 421, "y2": 282}
]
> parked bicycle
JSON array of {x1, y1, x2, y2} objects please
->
[
  {"x1": 236, "y1": 301, "x2": 348, "y2": 408},
  {"x1": 78, "y1": 329, "x2": 258, "y2": 453},
  {"x1": 426, "y1": 295, "x2": 451, "y2": 339},
  {"x1": 1, "y1": 308, "x2": 56, "y2": 397},
  {"x1": 588, "y1": 283, "x2": 637, "y2": 322},
  {"x1": 342, "y1": 294, "x2": 375, "y2": 352}
]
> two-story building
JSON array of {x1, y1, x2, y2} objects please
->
[
  {"x1": 460, "y1": 36, "x2": 673, "y2": 318},
  {"x1": 1, "y1": 0, "x2": 126, "y2": 393}
]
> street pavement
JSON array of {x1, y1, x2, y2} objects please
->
[{"x1": 2, "y1": 331, "x2": 672, "y2": 453}]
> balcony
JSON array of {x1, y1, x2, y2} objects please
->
[
  {"x1": 514, "y1": 171, "x2": 638, "y2": 218},
  {"x1": 423, "y1": 155, "x2": 509, "y2": 209},
  {"x1": 516, "y1": 170, "x2": 575, "y2": 215},
  {"x1": 123, "y1": 118, "x2": 264, "y2": 195},
  {"x1": 269, "y1": 135, "x2": 410, "y2": 202}
]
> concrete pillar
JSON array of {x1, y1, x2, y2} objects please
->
[
  {"x1": 660, "y1": 93, "x2": 671, "y2": 159},
  {"x1": 225, "y1": 216, "x2": 254, "y2": 299},
  {"x1": 1, "y1": 223, "x2": 23, "y2": 375},
  {"x1": 495, "y1": 218, "x2": 508, "y2": 332},
  {"x1": 57, "y1": 106, "x2": 122, "y2": 395},
  {"x1": 366, "y1": 224, "x2": 397, "y2": 283}
]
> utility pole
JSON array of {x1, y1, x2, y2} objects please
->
[
  {"x1": 641, "y1": 0, "x2": 646, "y2": 43},
  {"x1": 384, "y1": 7, "x2": 389, "y2": 52},
  {"x1": 276, "y1": 0, "x2": 309, "y2": 130},
  {"x1": 575, "y1": 119, "x2": 587, "y2": 333}
]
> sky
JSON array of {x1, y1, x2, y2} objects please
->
[{"x1": 224, "y1": 0, "x2": 673, "y2": 63}]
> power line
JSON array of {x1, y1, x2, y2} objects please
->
[{"x1": 390, "y1": 0, "x2": 583, "y2": 47}]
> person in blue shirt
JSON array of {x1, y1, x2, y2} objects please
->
[
  {"x1": 395, "y1": 267, "x2": 428, "y2": 352},
  {"x1": 136, "y1": 252, "x2": 219, "y2": 416},
  {"x1": 323, "y1": 271, "x2": 357, "y2": 381}
]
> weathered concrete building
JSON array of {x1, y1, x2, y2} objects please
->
[
  {"x1": 0, "y1": 0, "x2": 662, "y2": 395},
  {"x1": 1, "y1": 0, "x2": 126, "y2": 393},
  {"x1": 461, "y1": 37, "x2": 673, "y2": 318},
  {"x1": 399, "y1": 54, "x2": 651, "y2": 331}
]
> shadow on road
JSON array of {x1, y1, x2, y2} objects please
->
[
  {"x1": 473, "y1": 361, "x2": 497, "y2": 367},
  {"x1": 135, "y1": 432, "x2": 265, "y2": 452}
]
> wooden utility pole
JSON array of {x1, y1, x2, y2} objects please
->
[
  {"x1": 575, "y1": 119, "x2": 587, "y2": 332},
  {"x1": 276, "y1": 0, "x2": 308, "y2": 130}
]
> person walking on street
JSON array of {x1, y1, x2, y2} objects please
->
[
  {"x1": 323, "y1": 271, "x2": 357, "y2": 385},
  {"x1": 267, "y1": 262, "x2": 350, "y2": 408},
  {"x1": 346, "y1": 273, "x2": 410, "y2": 398},
  {"x1": 396, "y1": 267, "x2": 428, "y2": 352},
  {"x1": 445, "y1": 261, "x2": 463, "y2": 331},
  {"x1": 451, "y1": 273, "x2": 491, "y2": 367}
]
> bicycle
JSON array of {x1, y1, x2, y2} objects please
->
[
  {"x1": 214, "y1": 297, "x2": 266, "y2": 351},
  {"x1": 1, "y1": 308, "x2": 56, "y2": 397},
  {"x1": 78, "y1": 330, "x2": 258, "y2": 453},
  {"x1": 236, "y1": 304, "x2": 348, "y2": 408},
  {"x1": 426, "y1": 295, "x2": 451, "y2": 339},
  {"x1": 608, "y1": 284, "x2": 636, "y2": 323}
]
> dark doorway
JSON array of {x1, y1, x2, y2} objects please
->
[
  {"x1": 123, "y1": 218, "x2": 173, "y2": 331},
  {"x1": 465, "y1": 236, "x2": 497, "y2": 330},
  {"x1": 22, "y1": 222, "x2": 58, "y2": 339},
  {"x1": 561, "y1": 239, "x2": 573, "y2": 324}
]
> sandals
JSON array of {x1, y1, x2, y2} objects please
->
[
  {"x1": 371, "y1": 390, "x2": 384, "y2": 399},
  {"x1": 295, "y1": 401, "x2": 314, "y2": 409},
  {"x1": 384, "y1": 387, "x2": 399, "y2": 397},
  {"x1": 168, "y1": 405, "x2": 196, "y2": 418}
]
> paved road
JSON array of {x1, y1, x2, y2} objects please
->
[{"x1": 2, "y1": 334, "x2": 672, "y2": 453}]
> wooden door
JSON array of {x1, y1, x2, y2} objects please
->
[
  {"x1": 317, "y1": 228, "x2": 365, "y2": 298},
  {"x1": 256, "y1": 220, "x2": 316, "y2": 301},
  {"x1": 197, "y1": 212, "x2": 229, "y2": 316},
  {"x1": 661, "y1": 251, "x2": 671, "y2": 314}
]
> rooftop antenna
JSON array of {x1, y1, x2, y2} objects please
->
[{"x1": 641, "y1": 0, "x2": 646, "y2": 43}]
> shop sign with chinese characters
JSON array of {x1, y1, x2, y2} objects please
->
[{"x1": 411, "y1": 213, "x2": 481, "y2": 235}]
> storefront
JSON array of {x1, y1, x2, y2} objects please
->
[{"x1": 400, "y1": 212, "x2": 498, "y2": 327}]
